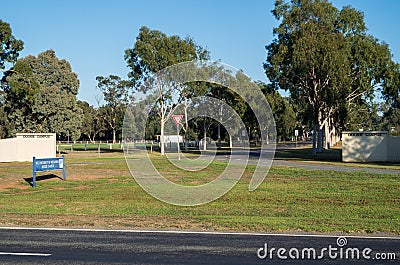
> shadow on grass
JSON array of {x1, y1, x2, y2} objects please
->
[
  {"x1": 24, "y1": 174, "x2": 63, "y2": 187},
  {"x1": 274, "y1": 148, "x2": 400, "y2": 167},
  {"x1": 179, "y1": 146, "x2": 342, "y2": 162},
  {"x1": 274, "y1": 148, "x2": 342, "y2": 162},
  {"x1": 153, "y1": 145, "x2": 343, "y2": 162}
]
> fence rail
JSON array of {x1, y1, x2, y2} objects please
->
[
  {"x1": 55, "y1": 141, "x2": 161, "y2": 154},
  {"x1": 57, "y1": 140, "x2": 122, "y2": 144}
]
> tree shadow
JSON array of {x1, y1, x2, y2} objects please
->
[
  {"x1": 274, "y1": 148, "x2": 342, "y2": 162},
  {"x1": 24, "y1": 174, "x2": 63, "y2": 187}
]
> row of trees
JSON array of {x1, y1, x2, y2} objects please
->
[
  {"x1": 1, "y1": 0, "x2": 399, "y2": 154},
  {"x1": 0, "y1": 20, "x2": 297, "y2": 144}
]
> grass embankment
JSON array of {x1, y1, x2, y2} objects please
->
[{"x1": 0, "y1": 151, "x2": 398, "y2": 235}]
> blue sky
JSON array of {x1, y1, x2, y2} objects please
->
[{"x1": 1, "y1": 0, "x2": 399, "y2": 106}]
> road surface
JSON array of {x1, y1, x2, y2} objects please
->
[{"x1": 0, "y1": 228, "x2": 398, "y2": 264}]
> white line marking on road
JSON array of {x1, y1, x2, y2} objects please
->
[
  {"x1": 0, "y1": 252, "x2": 51, "y2": 257},
  {"x1": 0, "y1": 226, "x2": 399, "y2": 240}
]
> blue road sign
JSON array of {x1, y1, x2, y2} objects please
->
[{"x1": 32, "y1": 156, "x2": 66, "y2": 187}]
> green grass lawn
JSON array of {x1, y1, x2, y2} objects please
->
[
  {"x1": 274, "y1": 147, "x2": 400, "y2": 170},
  {"x1": 0, "y1": 151, "x2": 398, "y2": 234}
]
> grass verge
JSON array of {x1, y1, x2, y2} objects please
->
[{"x1": 0, "y1": 151, "x2": 398, "y2": 235}]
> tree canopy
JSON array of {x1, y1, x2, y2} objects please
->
[
  {"x1": 0, "y1": 19, "x2": 23, "y2": 71},
  {"x1": 2, "y1": 50, "x2": 82, "y2": 139},
  {"x1": 259, "y1": 82, "x2": 296, "y2": 141},
  {"x1": 0, "y1": 19, "x2": 24, "y2": 139},
  {"x1": 96, "y1": 75, "x2": 130, "y2": 143},
  {"x1": 125, "y1": 26, "x2": 210, "y2": 154},
  {"x1": 125, "y1": 26, "x2": 209, "y2": 88},
  {"x1": 264, "y1": 0, "x2": 400, "y2": 155}
]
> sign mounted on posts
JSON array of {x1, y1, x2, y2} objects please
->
[{"x1": 32, "y1": 156, "x2": 66, "y2": 187}]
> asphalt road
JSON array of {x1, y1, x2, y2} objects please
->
[{"x1": 0, "y1": 228, "x2": 398, "y2": 264}]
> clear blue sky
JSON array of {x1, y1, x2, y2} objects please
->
[{"x1": 1, "y1": 0, "x2": 399, "y2": 106}]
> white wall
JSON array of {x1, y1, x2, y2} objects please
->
[
  {"x1": 16, "y1": 133, "x2": 56, "y2": 161},
  {"x1": 0, "y1": 137, "x2": 18, "y2": 162},
  {"x1": 342, "y1": 131, "x2": 400, "y2": 162},
  {"x1": 387, "y1": 136, "x2": 400, "y2": 162},
  {"x1": 0, "y1": 133, "x2": 56, "y2": 162}
]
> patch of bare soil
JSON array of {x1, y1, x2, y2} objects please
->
[
  {"x1": 0, "y1": 212, "x2": 213, "y2": 231},
  {"x1": 0, "y1": 151, "x2": 131, "y2": 191}
]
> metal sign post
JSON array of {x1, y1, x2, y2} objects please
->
[
  {"x1": 172, "y1": 115, "x2": 183, "y2": 160},
  {"x1": 294, "y1": 129, "x2": 299, "y2": 148},
  {"x1": 176, "y1": 123, "x2": 181, "y2": 160}
]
